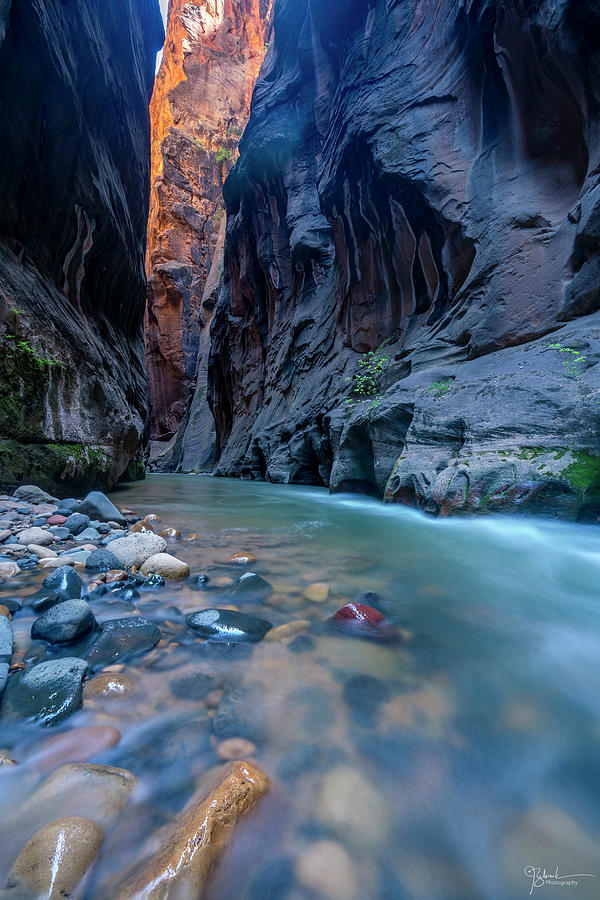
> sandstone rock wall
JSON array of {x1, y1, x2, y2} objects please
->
[
  {"x1": 0, "y1": 0, "x2": 163, "y2": 493},
  {"x1": 145, "y1": 0, "x2": 271, "y2": 458},
  {"x1": 202, "y1": 0, "x2": 600, "y2": 520}
]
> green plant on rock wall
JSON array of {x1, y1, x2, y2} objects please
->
[
  {"x1": 427, "y1": 379, "x2": 452, "y2": 398},
  {"x1": 215, "y1": 146, "x2": 232, "y2": 165},
  {"x1": 345, "y1": 343, "x2": 390, "y2": 409},
  {"x1": 548, "y1": 342, "x2": 586, "y2": 377}
]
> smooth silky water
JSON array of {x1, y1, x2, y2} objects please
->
[{"x1": 1, "y1": 474, "x2": 600, "y2": 899}]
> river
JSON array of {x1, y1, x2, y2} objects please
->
[{"x1": 1, "y1": 474, "x2": 600, "y2": 899}]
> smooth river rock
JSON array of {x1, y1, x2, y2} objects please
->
[
  {"x1": 11, "y1": 763, "x2": 137, "y2": 832},
  {"x1": 186, "y1": 609, "x2": 272, "y2": 643},
  {"x1": 78, "y1": 491, "x2": 125, "y2": 524},
  {"x1": 17, "y1": 527, "x2": 53, "y2": 547},
  {"x1": 140, "y1": 552, "x2": 190, "y2": 579},
  {"x1": 42, "y1": 565, "x2": 82, "y2": 601},
  {"x1": 13, "y1": 485, "x2": 57, "y2": 505},
  {"x1": 85, "y1": 617, "x2": 161, "y2": 671},
  {"x1": 234, "y1": 572, "x2": 273, "y2": 598},
  {"x1": 31, "y1": 599, "x2": 96, "y2": 644},
  {"x1": 332, "y1": 603, "x2": 386, "y2": 626},
  {"x1": 6, "y1": 817, "x2": 104, "y2": 898},
  {"x1": 316, "y1": 765, "x2": 391, "y2": 848},
  {"x1": 108, "y1": 533, "x2": 167, "y2": 569},
  {"x1": 113, "y1": 761, "x2": 270, "y2": 898},
  {"x1": 27, "y1": 725, "x2": 121, "y2": 771},
  {"x1": 296, "y1": 840, "x2": 360, "y2": 900},
  {"x1": 1, "y1": 658, "x2": 88, "y2": 726},
  {"x1": 64, "y1": 512, "x2": 91, "y2": 535}
]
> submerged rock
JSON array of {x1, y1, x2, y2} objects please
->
[
  {"x1": 264, "y1": 619, "x2": 311, "y2": 642},
  {"x1": 27, "y1": 725, "x2": 121, "y2": 771},
  {"x1": 296, "y1": 840, "x2": 360, "y2": 900},
  {"x1": 85, "y1": 672, "x2": 137, "y2": 700},
  {"x1": 332, "y1": 603, "x2": 386, "y2": 626},
  {"x1": 85, "y1": 617, "x2": 161, "y2": 671},
  {"x1": 31, "y1": 599, "x2": 96, "y2": 644},
  {"x1": 217, "y1": 737, "x2": 257, "y2": 761},
  {"x1": 186, "y1": 609, "x2": 272, "y2": 643},
  {"x1": 6, "y1": 817, "x2": 103, "y2": 899},
  {"x1": 234, "y1": 572, "x2": 273, "y2": 598},
  {"x1": 11, "y1": 763, "x2": 137, "y2": 832},
  {"x1": 304, "y1": 583, "x2": 330, "y2": 603},
  {"x1": 113, "y1": 762, "x2": 270, "y2": 898},
  {"x1": 316, "y1": 765, "x2": 391, "y2": 848},
  {"x1": 1, "y1": 658, "x2": 88, "y2": 726}
]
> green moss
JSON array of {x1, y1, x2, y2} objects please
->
[
  {"x1": 121, "y1": 458, "x2": 146, "y2": 482},
  {"x1": 515, "y1": 447, "x2": 546, "y2": 460},
  {"x1": 0, "y1": 440, "x2": 114, "y2": 494},
  {"x1": 561, "y1": 452, "x2": 600, "y2": 500}
]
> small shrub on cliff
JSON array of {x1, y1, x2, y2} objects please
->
[
  {"x1": 548, "y1": 342, "x2": 586, "y2": 377},
  {"x1": 215, "y1": 146, "x2": 232, "y2": 165},
  {"x1": 428, "y1": 380, "x2": 452, "y2": 398},
  {"x1": 345, "y1": 345, "x2": 390, "y2": 408}
]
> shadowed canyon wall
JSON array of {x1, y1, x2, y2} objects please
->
[
  {"x1": 145, "y1": 0, "x2": 271, "y2": 470},
  {"x1": 0, "y1": 0, "x2": 163, "y2": 493},
  {"x1": 187, "y1": 0, "x2": 600, "y2": 520}
]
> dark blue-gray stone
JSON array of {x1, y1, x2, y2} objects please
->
[
  {"x1": 42, "y1": 565, "x2": 82, "y2": 601},
  {"x1": 234, "y1": 572, "x2": 273, "y2": 599},
  {"x1": 85, "y1": 548, "x2": 122, "y2": 572},
  {"x1": 77, "y1": 527, "x2": 101, "y2": 542},
  {"x1": 64, "y1": 512, "x2": 90, "y2": 535},
  {"x1": 85, "y1": 617, "x2": 161, "y2": 671},
  {"x1": 31, "y1": 599, "x2": 96, "y2": 645},
  {"x1": 1, "y1": 657, "x2": 87, "y2": 726},
  {"x1": 57, "y1": 498, "x2": 80, "y2": 514},
  {"x1": 49, "y1": 526, "x2": 70, "y2": 540},
  {"x1": 186, "y1": 608, "x2": 272, "y2": 643},
  {"x1": 78, "y1": 491, "x2": 125, "y2": 524}
]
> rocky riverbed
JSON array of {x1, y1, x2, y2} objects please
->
[{"x1": 0, "y1": 475, "x2": 599, "y2": 898}]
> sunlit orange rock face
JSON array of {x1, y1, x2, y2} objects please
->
[{"x1": 145, "y1": 0, "x2": 271, "y2": 444}]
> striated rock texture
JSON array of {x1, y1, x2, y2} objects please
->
[
  {"x1": 201, "y1": 0, "x2": 600, "y2": 520},
  {"x1": 0, "y1": 0, "x2": 163, "y2": 494},
  {"x1": 145, "y1": 0, "x2": 271, "y2": 463}
]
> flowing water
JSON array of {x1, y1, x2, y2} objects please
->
[{"x1": 1, "y1": 474, "x2": 600, "y2": 899}]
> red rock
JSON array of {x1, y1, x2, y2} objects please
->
[
  {"x1": 332, "y1": 604, "x2": 386, "y2": 626},
  {"x1": 145, "y1": 0, "x2": 271, "y2": 446},
  {"x1": 47, "y1": 515, "x2": 67, "y2": 526}
]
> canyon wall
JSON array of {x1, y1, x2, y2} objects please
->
[
  {"x1": 145, "y1": 0, "x2": 271, "y2": 469},
  {"x1": 195, "y1": 0, "x2": 600, "y2": 520},
  {"x1": 0, "y1": 0, "x2": 163, "y2": 493}
]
